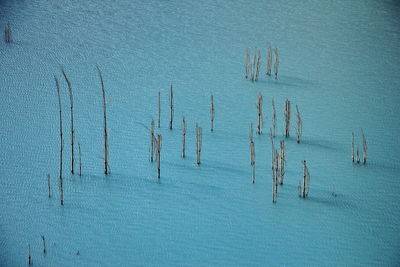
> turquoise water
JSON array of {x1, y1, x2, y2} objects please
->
[{"x1": 1, "y1": 0, "x2": 400, "y2": 266}]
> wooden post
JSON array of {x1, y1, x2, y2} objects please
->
[
  {"x1": 78, "y1": 142, "x2": 82, "y2": 176},
  {"x1": 210, "y1": 94, "x2": 215, "y2": 132},
  {"x1": 352, "y1": 132, "x2": 354, "y2": 163},
  {"x1": 41, "y1": 235, "x2": 46, "y2": 254},
  {"x1": 55, "y1": 76, "x2": 64, "y2": 205},
  {"x1": 97, "y1": 66, "x2": 109, "y2": 175},
  {"x1": 251, "y1": 48, "x2": 257, "y2": 81},
  {"x1": 266, "y1": 45, "x2": 272, "y2": 76},
  {"x1": 299, "y1": 160, "x2": 310, "y2": 198},
  {"x1": 158, "y1": 91, "x2": 161, "y2": 128},
  {"x1": 296, "y1": 105, "x2": 302, "y2": 143},
  {"x1": 169, "y1": 84, "x2": 173, "y2": 130},
  {"x1": 182, "y1": 116, "x2": 186, "y2": 158},
  {"x1": 256, "y1": 93, "x2": 263, "y2": 134},
  {"x1": 272, "y1": 99, "x2": 276, "y2": 138},
  {"x1": 150, "y1": 119, "x2": 155, "y2": 162},
  {"x1": 356, "y1": 147, "x2": 360, "y2": 164},
  {"x1": 274, "y1": 48, "x2": 279, "y2": 79},
  {"x1": 61, "y1": 69, "x2": 75, "y2": 175},
  {"x1": 47, "y1": 174, "x2": 51, "y2": 198}
]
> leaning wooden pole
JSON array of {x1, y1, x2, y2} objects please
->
[
  {"x1": 97, "y1": 66, "x2": 109, "y2": 175},
  {"x1": 169, "y1": 84, "x2": 174, "y2": 130},
  {"x1": 61, "y1": 69, "x2": 75, "y2": 175},
  {"x1": 55, "y1": 76, "x2": 64, "y2": 205}
]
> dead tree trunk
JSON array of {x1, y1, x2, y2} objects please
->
[
  {"x1": 284, "y1": 99, "x2": 291, "y2": 137},
  {"x1": 41, "y1": 235, "x2": 46, "y2": 254},
  {"x1": 47, "y1": 174, "x2": 51, "y2": 198},
  {"x1": 4, "y1": 23, "x2": 12, "y2": 43},
  {"x1": 196, "y1": 123, "x2": 202, "y2": 165},
  {"x1": 55, "y1": 76, "x2": 64, "y2": 205},
  {"x1": 61, "y1": 69, "x2": 75, "y2": 175},
  {"x1": 299, "y1": 160, "x2": 310, "y2": 198},
  {"x1": 28, "y1": 244, "x2": 31, "y2": 265},
  {"x1": 362, "y1": 130, "x2": 367, "y2": 164},
  {"x1": 279, "y1": 140, "x2": 285, "y2": 185},
  {"x1": 352, "y1": 132, "x2": 355, "y2": 163},
  {"x1": 255, "y1": 49, "x2": 261, "y2": 81},
  {"x1": 182, "y1": 116, "x2": 186, "y2": 158},
  {"x1": 169, "y1": 84, "x2": 174, "y2": 130},
  {"x1": 78, "y1": 142, "x2": 82, "y2": 176},
  {"x1": 266, "y1": 45, "x2": 272, "y2": 76},
  {"x1": 158, "y1": 91, "x2": 161, "y2": 128},
  {"x1": 155, "y1": 134, "x2": 162, "y2": 178},
  {"x1": 150, "y1": 119, "x2": 155, "y2": 162},
  {"x1": 296, "y1": 105, "x2": 302, "y2": 143},
  {"x1": 97, "y1": 66, "x2": 109, "y2": 175},
  {"x1": 274, "y1": 48, "x2": 279, "y2": 79},
  {"x1": 210, "y1": 94, "x2": 215, "y2": 132},
  {"x1": 245, "y1": 48, "x2": 250, "y2": 79},
  {"x1": 272, "y1": 99, "x2": 276, "y2": 138},
  {"x1": 250, "y1": 136, "x2": 255, "y2": 184},
  {"x1": 256, "y1": 93, "x2": 263, "y2": 134}
]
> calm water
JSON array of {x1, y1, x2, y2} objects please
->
[{"x1": 1, "y1": 0, "x2": 400, "y2": 266}]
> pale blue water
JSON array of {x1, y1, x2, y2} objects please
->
[{"x1": 1, "y1": 0, "x2": 400, "y2": 266}]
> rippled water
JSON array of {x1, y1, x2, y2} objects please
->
[{"x1": 1, "y1": 0, "x2": 400, "y2": 266}]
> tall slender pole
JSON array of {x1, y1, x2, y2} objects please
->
[
  {"x1": 272, "y1": 99, "x2": 276, "y2": 138},
  {"x1": 352, "y1": 132, "x2": 355, "y2": 163},
  {"x1": 158, "y1": 91, "x2": 161, "y2": 128},
  {"x1": 47, "y1": 174, "x2": 51, "y2": 198},
  {"x1": 182, "y1": 116, "x2": 186, "y2": 158}
]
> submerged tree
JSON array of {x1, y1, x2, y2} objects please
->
[
  {"x1": 210, "y1": 94, "x2": 215, "y2": 132},
  {"x1": 298, "y1": 160, "x2": 310, "y2": 198},
  {"x1": 361, "y1": 129, "x2": 367, "y2": 164},
  {"x1": 296, "y1": 105, "x2": 302, "y2": 143},
  {"x1": 284, "y1": 99, "x2": 291, "y2": 138},
  {"x1": 169, "y1": 85, "x2": 174, "y2": 130},
  {"x1": 274, "y1": 48, "x2": 279, "y2": 79},
  {"x1": 97, "y1": 66, "x2": 110, "y2": 175},
  {"x1": 266, "y1": 45, "x2": 272, "y2": 76},
  {"x1": 182, "y1": 116, "x2": 186, "y2": 158},
  {"x1": 256, "y1": 93, "x2": 263, "y2": 135},
  {"x1": 61, "y1": 69, "x2": 75, "y2": 175},
  {"x1": 55, "y1": 76, "x2": 64, "y2": 205}
]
